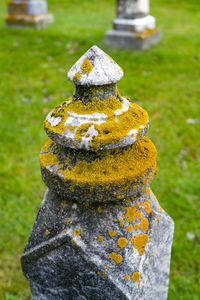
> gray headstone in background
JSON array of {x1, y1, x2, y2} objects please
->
[
  {"x1": 5, "y1": 0, "x2": 53, "y2": 28},
  {"x1": 105, "y1": 0, "x2": 161, "y2": 49},
  {"x1": 21, "y1": 46, "x2": 174, "y2": 299}
]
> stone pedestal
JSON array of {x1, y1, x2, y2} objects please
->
[
  {"x1": 105, "y1": 0, "x2": 161, "y2": 49},
  {"x1": 5, "y1": 0, "x2": 53, "y2": 28},
  {"x1": 21, "y1": 46, "x2": 174, "y2": 299}
]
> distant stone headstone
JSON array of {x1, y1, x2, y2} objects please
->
[
  {"x1": 21, "y1": 46, "x2": 174, "y2": 299},
  {"x1": 5, "y1": 0, "x2": 53, "y2": 28},
  {"x1": 105, "y1": 0, "x2": 161, "y2": 49}
]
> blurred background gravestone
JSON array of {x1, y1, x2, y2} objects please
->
[
  {"x1": 5, "y1": 0, "x2": 53, "y2": 28},
  {"x1": 21, "y1": 46, "x2": 174, "y2": 299},
  {"x1": 105, "y1": 0, "x2": 161, "y2": 49}
]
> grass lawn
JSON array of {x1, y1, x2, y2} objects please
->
[{"x1": 0, "y1": 0, "x2": 200, "y2": 299}]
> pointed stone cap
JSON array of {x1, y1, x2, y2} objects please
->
[{"x1": 68, "y1": 45, "x2": 123, "y2": 86}]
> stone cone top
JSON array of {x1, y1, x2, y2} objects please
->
[{"x1": 68, "y1": 45, "x2": 124, "y2": 86}]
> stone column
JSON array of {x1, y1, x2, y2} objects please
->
[
  {"x1": 21, "y1": 46, "x2": 174, "y2": 299},
  {"x1": 5, "y1": 0, "x2": 53, "y2": 28},
  {"x1": 105, "y1": 0, "x2": 161, "y2": 49}
]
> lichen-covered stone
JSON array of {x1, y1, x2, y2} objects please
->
[
  {"x1": 5, "y1": 0, "x2": 53, "y2": 28},
  {"x1": 105, "y1": 0, "x2": 161, "y2": 49},
  {"x1": 21, "y1": 46, "x2": 174, "y2": 299}
]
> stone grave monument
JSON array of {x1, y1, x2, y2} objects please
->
[
  {"x1": 5, "y1": 0, "x2": 53, "y2": 28},
  {"x1": 105, "y1": 0, "x2": 161, "y2": 49},
  {"x1": 21, "y1": 45, "x2": 174, "y2": 299}
]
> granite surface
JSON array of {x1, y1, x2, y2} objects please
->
[
  {"x1": 22, "y1": 189, "x2": 174, "y2": 300},
  {"x1": 21, "y1": 46, "x2": 173, "y2": 299}
]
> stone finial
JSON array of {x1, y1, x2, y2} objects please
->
[
  {"x1": 21, "y1": 46, "x2": 174, "y2": 300},
  {"x1": 68, "y1": 46, "x2": 123, "y2": 86}
]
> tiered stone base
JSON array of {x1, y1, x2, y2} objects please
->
[
  {"x1": 5, "y1": 14, "x2": 53, "y2": 28},
  {"x1": 105, "y1": 28, "x2": 161, "y2": 50}
]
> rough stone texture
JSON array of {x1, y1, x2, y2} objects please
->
[
  {"x1": 22, "y1": 189, "x2": 174, "y2": 300},
  {"x1": 105, "y1": 0, "x2": 161, "y2": 49},
  {"x1": 68, "y1": 46, "x2": 123, "y2": 86},
  {"x1": 5, "y1": 0, "x2": 53, "y2": 28},
  {"x1": 21, "y1": 46, "x2": 174, "y2": 299},
  {"x1": 105, "y1": 30, "x2": 161, "y2": 50}
]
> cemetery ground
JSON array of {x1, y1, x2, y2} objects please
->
[{"x1": 0, "y1": 0, "x2": 199, "y2": 299}]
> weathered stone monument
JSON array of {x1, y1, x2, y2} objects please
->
[
  {"x1": 5, "y1": 0, "x2": 53, "y2": 28},
  {"x1": 105, "y1": 0, "x2": 161, "y2": 49},
  {"x1": 21, "y1": 46, "x2": 174, "y2": 299}
]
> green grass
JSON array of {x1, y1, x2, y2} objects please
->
[{"x1": 0, "y1": 0, "x2": 200, "y2": 299}]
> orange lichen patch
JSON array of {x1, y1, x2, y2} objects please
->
[
  {"x1": 109, "y1": 230, "x2": 116, "y2": 237},
  {"x1": 109, "y1": 252, "x2": 123, "y2": 263},
  {"x1": 120, "y1": 222, "x2": 124, "y2": 227},
  {"x1": 125, "y1": 275, "x2": 130, "y2": 281},
  {"x1": 73, "y1": 229, "x2": 81, "y2": 236},
  {"x1": 81, "y1": 59, "x2": 93, "y2": 74},
  {"x1": 134, "y1": 224, "x2": 139, "y2": 230},
  {"x1": 145, "y1": 201, "x2": 151, "y2": 214},
  {"x1": 45, "y1": 229, "x2": 50, "y2": 236},
  {"x1": 66, "y1": 220, "x2": 70, "y2": 225},
  {"x1": 159, "y1": 205, "x2": 163, "y2": 213},
  {"x1": 149, "y1": 252, "x2": 151, "y2": 257},
  {"x1": 97, "y1": 271, "x2": 100, "y2": 275},
  {"x1": 140, "y1": 218, "x2": 149, "y2": 231},
  {"x1": 132, "y1": 272, "x2": 140, "y2": 282},
  {"x1": 146, "y1": 187, "x2": 151, "y2": 196},
  {"x1": 136, "y1": 27, "x2": 159, "y2": 39},
  {"x1": 136, "y1": 211, "x2": 142, "y2": 220},
  {"x1": 97, "y1": 206, "x2": 102, "y2": 213},
  {"x1": 168, "y1": 220, "x2": 171, "y2": 224},
  {"x1": 157, "y1": 217, "x2": 160, "y2": 223},
  {"x1": 73, "y1": 72, "x2": 81, "y2": 80},
  {"x1": 132, "y1": 234, "x2": 149, "y2": 249},
  {"x1": 151, "y1": 211, "x2": 155, "y2": 217},
  {"x1": 117, "y1": 237, "x2": 128, "y2": 248},
  {"x1": 98, "y1": 236, "x2": 104, "y2": 242},
  {"x1": 127, "y1": 224, "x2": 133, "y2": 232},
  {"x1": 139, "y1": 248, "x2": 145, "y2": 255},
  {"x1": 125, "y1": 206, "x2": 137, "y2": 222},
  {"x1": 61, "y1": 201, "x2": 66, "y2": 207}
]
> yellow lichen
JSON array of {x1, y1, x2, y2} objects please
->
[
  {"x1": 125, "y1": 275, "x2": 130, "y2": 281},
  {"x1": 125, "y1": 206, "x2": 137, "y2": 222},
  {"x1": 127, "y1": 224, "x2": 133, "y2": 232},
  {"x1": 140, "y1": 218, "x2": 149, "y2": 231},
  {"x1": 132, "y1": 272, "x2": 140, "y2": 282},
  {"x1": 74, "y1": 72, "x2": 81, "y2": 80},
  {"x1": 109, "y1": 252, "x2": 123, "y2": 263},
  {"x1": 145, "y1": 201, "x2": 151, "y2": 213},
  {"x1": 98, "y1": 236, "x2": 104, "y2": 242},
  {"x1": 120, "y1": 222, "x2": 124, "y2": 227},
  {"x1": 109, "y1": 230, "x2": 116, "y2": 237},
  {"x1": 45, "y1": 229, "x2": 50, "y2": 236},
  {"x1": 117, "y1": 237, "x2": 128, "y2": 248},
  {"x1": 61, "y1": 201, "x2": 66, "y2": 207},
  {"x1": 134, "y1": 224, "x2": 139, "y2": 230},
  {"x1": 132, "y1": 234, "x2": 149, "y2": 249},
  {"x1": 81, "y1": 59, "x2": 93, "y2": 74},
  {"x1": 73, "y1": 229, "x2": 81, "y2": 236},
  {"x1": 97, "y1": 206, "x2": 102, "y2": 213},
  {"x1": 139, "y1": 248, "x2": 145, "y2": 255}
]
